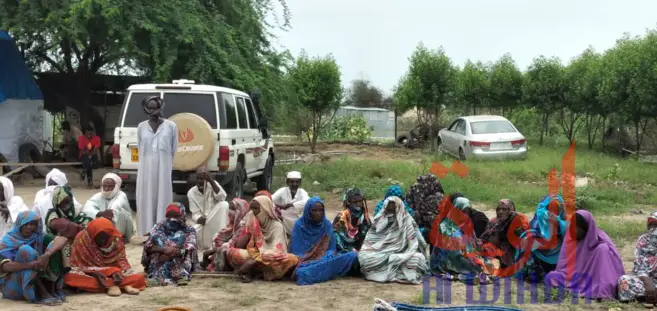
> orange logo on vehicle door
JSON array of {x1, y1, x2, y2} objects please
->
[{"x1": 178, "y1": 128, "x2": 194, "y2": 143}]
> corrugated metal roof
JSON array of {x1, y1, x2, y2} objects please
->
[{"x1": 0, "y1": 31, "x2": 43, "y2": 103}]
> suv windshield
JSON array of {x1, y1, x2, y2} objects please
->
[
  {"x1": 121, "y1": 91, "x2": 217, "y2": 128},
  {"x1": 470, "y1": 120, "x2": 517, "y2": 134}
]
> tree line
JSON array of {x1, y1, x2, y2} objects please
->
[{"x1": 283, "y1": 29, "x2": 657, "y2": 153}]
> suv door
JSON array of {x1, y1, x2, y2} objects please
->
[
  {"x1": 234, "y1": 96, "x2": 259, "y2": 173},
  {"x1": 244, "y1": 97, "x2": 269, "y2": 171}
]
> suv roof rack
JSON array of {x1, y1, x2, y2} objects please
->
[{"x1": 172, "y1": 79, "x2": 195, "y2": 84}]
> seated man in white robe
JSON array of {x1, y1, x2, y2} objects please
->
[
  {"x1": 187, "y1": 167, "x2": 229, "y2": 250},
  {"x1": 82, "y1": 173, "x2": 135, "y2": 242},
  {"x1": 33, "y1": 168, "x2": 83, "y2": 218},
  {"x1": 0, "y1": 176, "x2": 29, "y2": 237},
  {"x1": 272, "y1": 171, "x2": 309, "y2": 236}
]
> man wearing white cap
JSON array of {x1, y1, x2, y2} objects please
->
[{"x1": 272, "y1": 171, "x2": 309, "y2": 236}]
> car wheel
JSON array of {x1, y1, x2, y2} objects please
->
[
  {"x1": 254, "y1": 156, "x2": 273, "y2": 191},
  {"x1": 226, "y1": 162, "x2": 245, "y2": 199},
  {"x1": 459, "y1": 148, "x2": 466, "y2": 161}
]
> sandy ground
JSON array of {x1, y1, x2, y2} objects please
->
[{"x1": 0, "y1": 157, "x2": 643, "y2": 311}]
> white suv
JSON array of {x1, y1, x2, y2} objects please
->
[{"x1": 111, "y1": 80, "x2": 274, "y2": 209}]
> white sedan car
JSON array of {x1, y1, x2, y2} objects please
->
[{"x1": 438, "y1": 115, "x2": 527, "y2": 160}]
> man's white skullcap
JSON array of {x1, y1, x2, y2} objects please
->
[{"x1": 287, "y1": 171, "x2": 302, "y2": 179}]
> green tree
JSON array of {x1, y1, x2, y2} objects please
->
[
  {"x1": 394, "y1": 43, "x2": 456, "y2": 150},
  {"x1": 0, "y1": 0, "x2": 290, "y2": 132},
  {"x1": 286, "y1": 52, "x2": 343, "y2": 153},
  {"x1": 566, "y1": 47, "x2": 603, "y2": 148},
  {"x1": 489, "y1": 54, "x2": 524, "y2": 117},
  {"x1": 599, "y1": 31, "x2": 657, "y2": 153},
  {"x1": 522, "y1": 56, "x2": 566, "y2": 145},
  {"x1": 345, "y1": 79, "x2": 384, "y2": 108},
  {"x1": 455, "y1": 60, "x2": 491, "y2": 115}
]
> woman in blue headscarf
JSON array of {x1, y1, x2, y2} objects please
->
[
  {"x1": 373, "y1": 185, "x2": 413, "y2": 216},
  {"x1": 0, "y1": 211, "x2": 67, "y2": 306},
  {"x1": 513, "y1": 194, "x2": 567, "y2": 282},
  {"x1": 290, "y1": 197, "x2": 358, "y2": 285}
]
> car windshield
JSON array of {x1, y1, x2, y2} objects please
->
[{"x1": 470, "y1": 120, "x2": 517, "y2": 134}]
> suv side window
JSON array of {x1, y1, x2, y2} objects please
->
[
  {"x1": 221, "y1": 94, "x2": 238, "y2": 129},
  {"x1": 245, "y1": 98, "x2": 258, "y2": 129},
  {"x1": 235, "y1": 97, "x2": 249, "y2": 129}
]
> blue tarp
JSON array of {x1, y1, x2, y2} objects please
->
[{"x1": 0, "y1": 31, "x2": 43, "y2": 103}]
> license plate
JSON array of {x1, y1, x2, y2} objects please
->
[
  {"x1": 131, "y1": 147, "x2": 138, "y2": 162},
  {"x1": 490, "y1": 142, "x2": 512, "y2": 150}
]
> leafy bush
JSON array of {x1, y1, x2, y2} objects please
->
[{"x1": 320, "y1": 114, "x2": 374, "y2": 142}]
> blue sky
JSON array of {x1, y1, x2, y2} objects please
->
[{"x1": 273, "y1": 0, "x2": 657, "y2": 94}]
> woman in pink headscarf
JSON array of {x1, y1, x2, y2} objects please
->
[{"x1": 544, "y1": 210, "x2": 624, "y2": 300}]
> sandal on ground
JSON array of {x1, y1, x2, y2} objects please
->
[
  {"x1": 644, "y1": 303, "x2": 654, "y2": 309},
  {"x1": 176, "y1": 279, "x2": 189, "y2": 286},
  {"x1": 38, "y1": 297, "x2": 63, "y2": 306},
  {"x1": 107, "y1": 285, "x2": 122, "y2": 297},
  {"x1": 235, "y1": 274, "x2": 253, "y2": 283},
  {"x1": 123, "y1": 286, "x2": 140, "y2": 295}
]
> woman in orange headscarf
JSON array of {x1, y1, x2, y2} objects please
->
[{"x1": 64, "y1": 218, "x2": 146, "y2": 296}]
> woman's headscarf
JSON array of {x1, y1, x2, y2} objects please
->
[
  {"x1": 547, "y1": 210, "x2": 624, "y2": 299},
  {"x1": 45, "y1": 168, "x2": 68, "y2": 187},
  {"x1": 374, "y1": 185, "x2": 413, "y2": 217},
  {"x1": 407, "y1": 174, "x2": 444, "y2": 229},
  {"x1": 341, "y1": 187, "x2": 371, "y2": 227},
  {"x1": 101, "y1": 173, "x2": 122, "y2": 200},
  {"x1": 45, "y1": 186, "x2": 91, "y2": 236},
  {"x1": 360, "y1": 196, "x2": 427, "y2": 263},
  {"x1": 254, "y1": 190, "x2": 272, "y2": 200},
  {"x1": 0, "y1": 211, "x2": 44, "y2": 259},
  {"x1": 290, "y1": 196, "x2": 333, "y2": 256},
  {"x1": 0, "y1": 176, "x2": 15, "y2": 202},
  {"x1": 215, "y1": 198, "x2": 249, "y2": 244},
  {"x1": 243, "y1": 196, "x2": 287, "y2": 254},
  {"x1": 515, "y1": 194, "x2": 567, "y2": 265},
  {"x1": 631, "y1": 211, "x2": 657, "y2": 278},
  {"x1": 453, "y1": 197, "x2": 471, "y2": 211},
  {"x1": 69, "y1": 217, "x2": 129, "y2": 270}
]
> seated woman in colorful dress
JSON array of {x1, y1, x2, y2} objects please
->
[
  {"x1": 514, "y1": 194, "x2": 567, "y2": 282},
  {"x1": 64, "y1": 217, "x2": 146, "y2": 296},
  {"x1": 618, "y1": 211, "x2": 657, "y2": 306},
  {"x1": 227, "y1": 196, "x2": 298, "y2": 282},
  {"x1": 141, "y1": 203, "x2": 198, "y2": 286},
  {"x1": 430, "y1": 197, "x2": 498, "y2": 283},
  {"x1": 545, "y1": 210, "x2": 624, "y2": 301},
  {"x1": 42, "y1": 186, "x2": 92, "y2": 269},
  {"x1": 333, "y1": 188, "x2": 372, "y2": 253},
  {"x1": 406, "y1": 174, "x2": 445, "y2": 254},
  {"x1": 290, "y1": 196, "x2": 358, "y2": 285},
  {"x1": 373, "y1": 185, "x2": 413, "y2": 217},
  {"x1": 201, "y1": 198, "x2": 249, "y2": 272},
  {"x1": 359, "y1": 196, "x2": 429, "y2": 284},
  {"x1": 0, "y1": 211, "x2": 67, "y2": 306},
  {"x1": 82, "y1": 173, "x2": 134, "y2": 242},
  {"x1": 0, "y1": 176, "x2": 29, "y2": 237},
  {"x1": 478, "y1": 199, "x2": 530, "y2": 275}
]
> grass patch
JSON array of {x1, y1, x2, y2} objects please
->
[
  {"x1": 597, "y1": 219, "x2": 645, "y2": 242},
  {"x1": 235, "y1": 294, "x2": 259, "y2": 307},
  {"x1": 275, "y1": 144, "x2": 657, "y2": 215}
]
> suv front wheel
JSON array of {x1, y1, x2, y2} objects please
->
[{"x1": 226, "y1": 162, "x2": 245, "y2": 199}]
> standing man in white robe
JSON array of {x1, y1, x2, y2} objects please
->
[
  {"x1": 272, "y1": 171, "x2": 309, "y2": 236},
  {"x1": 0, "y1": 177, "x2": 28, "y2": 237},
  {"x1": 187, "y1": 167, "x2": 229, "y2": 250},
  {"x1": 33, "y1": 168, "x2": 82, "y2": 217},
  {"x1": 136, "y1": 96, "x2": 177, "y2": 236}
]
